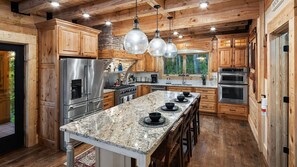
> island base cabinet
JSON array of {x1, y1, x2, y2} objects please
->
[{"x1": 99, "y1": 148, "x2": 132, "y2": 167}]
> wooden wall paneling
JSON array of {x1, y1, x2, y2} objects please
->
[
  {"x1": 288, "y1": 17, "x2": 297, "y2": 167},
  {"x1": 267, "y1": 34, "x2": 277, "y2": 167}
]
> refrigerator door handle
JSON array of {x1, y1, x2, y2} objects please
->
[{"x1": 84, "y1": 65, "x2": 88, "y2": 96}]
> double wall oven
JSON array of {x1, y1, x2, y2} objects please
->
[{"x1": 218, "y1": 67, "x2": 249, "y2": 105}]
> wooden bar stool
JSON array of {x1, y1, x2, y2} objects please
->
[
  {"x1": 196, "y1": 96, "x2": 201, "y2": 134},
  {"x1": 190, "y1": 98, "x2": 198, "y2": 146},
  {"x1": 181, "y1": 107, "x2": 192, "y2": 167},
  {"x1": 150, "y1": 117, "x2": 184, "y2": 167}
]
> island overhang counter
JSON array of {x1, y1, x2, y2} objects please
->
[{"x1": 60, "y1": 91, "x2": 200, "y2": 167}]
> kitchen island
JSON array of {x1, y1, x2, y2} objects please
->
[{"x1": 60, "y1": 91, "x2": 199, "y2": 167}]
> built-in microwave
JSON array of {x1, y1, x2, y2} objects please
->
[{"x1": 218, "y1": 84, "x2": 248, "y2": 104}]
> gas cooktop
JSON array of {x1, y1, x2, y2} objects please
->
[{"x1": 105, "y1": 85, "x2": 135, "y2": 90}]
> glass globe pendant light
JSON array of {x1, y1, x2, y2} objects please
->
[
  {"x1": 148, "y1": 5, "x2": 167, "y2": 57},
  {"x1": 164, "y1": 16, "x2": 177, "y2": 58},
  {"x1": 124, "y1": 0, "x2": 148, "y2": 54}
]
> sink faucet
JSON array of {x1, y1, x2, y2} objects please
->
[{"x1": 178, "y1": 73, "x2": 189, "y2": 84}]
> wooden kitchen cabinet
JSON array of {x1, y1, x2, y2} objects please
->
[
  {"x1": 131, "y1": 54, "x2": 146, "y2": 72},
  {"x1": 217, "y1": 34, "x2": 248, "y2": 67},
  {"x1": 36, "y1": 19, "x2": 101, "y2": 149},
  {"x1": 218, "y1": 48, "x2": 233, "y2": 67},
  {"x1": 58, "y1": 26, "x2": 81, "y2": 56},
  {"x1": 193, "y1": 88, "x2": 217, "y2": 113},
  {"x1": 233, "y1": 47, "x2": 248, "y2": 67},
  {"x1": 167, "y1": 86, "x2": 192, "y2": 92},
  {"x1": 54, "y1": 19, "x2": 100, "y2": 57},
  {"x1": 141, "y1": 85, "x2": 151, "y2": 96},
  {"x1": 81, "y1": 31, "x2": 98, "y2": 57},
  {"x1": 103, "y1": 92, "x2": 115, "y2": 110},
  {"x1": 218, "y1": 103, "x2": 248, "y2": 118},
  {"x1": 145, "y1": 53, "x2": 156, "y2": 72},
  {"x1": 136, "y1": 86, "x2": 142, "y2": 98}
]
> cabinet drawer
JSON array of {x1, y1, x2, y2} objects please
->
[
  {"x1": 219, "y1": 104, "x2": 247, "y2": 116},
  {"x1": 103, "y1": 92, "x2": 114, "y2": 100},
  {"x1": 194, "y1": 88, "x2": 216, "y2": 94},
  {"x1": 200, "y1": 102, "x2": 216, "y2": 113},
  {"x1": 201, "y1": 94, "x2": 216, "y2": 102},
  {"x1": 103, "y1": 100, "x2": 114, "y2": 110},
  {"x1": 181, "y1": 88, "x2": 193, "y2": 92}
]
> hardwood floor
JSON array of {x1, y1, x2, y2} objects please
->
[{"x1": 0, "y1": 115, "x2": 266, "y2": 167}]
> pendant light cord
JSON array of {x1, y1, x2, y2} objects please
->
[
  {"x1": 136, "y1": 0, "x2": 138, "y2": 18},
  {"x1": 156, "y1": 7, "x2": 159, "y2": 32}
]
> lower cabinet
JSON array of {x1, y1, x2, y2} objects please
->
[
  {"x1": 193, "y1": 88, "x2": 217, "y2": 113},
  {"x1": 167, "y1": 86, "x2": 192, "y2": 92},
  {"x1": 103, "y1": 92, "x2": 115, "y2": 110},
  {"x1": 141, "y1": 85, "x2": 151, "y2": 96},
  {"x1": 218, "y1": 103, "x2": 248, "y2": 118},
  {"x1": 136, "y1": 85, "x2": 142, "y2": 98}
]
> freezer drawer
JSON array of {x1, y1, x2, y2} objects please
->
[
  {"x1": 88, "y1": 98, "x2": 103, "y2": 113},
  {"x1": 63, "y1": 102, "x2": 87, "y2": 119}
]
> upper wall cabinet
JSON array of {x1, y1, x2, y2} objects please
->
[
  {"x1": 58, "y1": 26, "x2": 81, "y2": 55},
  {"x1": 131, "y1": 53, "x2": 157, "y2": 72},
  {"x1": 37, "y1": 19, "x2": 100, "y2": 58},
  {"x1": 217, "y1": 34, "x2": 248, "y2": 68}
]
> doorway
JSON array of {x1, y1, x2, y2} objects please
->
[
  {"x1": 0, "y1": 43, "x2": 24, "y2": 154},
  {"x1": 269, "y1": 30, "x2": 289, "y2": 167}
]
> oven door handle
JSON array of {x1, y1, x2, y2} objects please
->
[
  {"x1": 219, "y1": 84, "x2": 248, "y2": 88},
  {"x1": 220, "y1": 73, "x2": 246, "y2": 76}
]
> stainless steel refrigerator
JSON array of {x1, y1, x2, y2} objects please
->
[{"x1": 60, "y1": 58, "x2": 105, "y2": 150}]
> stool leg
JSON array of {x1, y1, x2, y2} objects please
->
[{"x1": 193, "y1": 114, "x2": 198, "y2": 145}]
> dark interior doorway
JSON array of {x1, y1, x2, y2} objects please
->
[{"x1": 0, "y1": 43, "x2": 24, "y2": 154}]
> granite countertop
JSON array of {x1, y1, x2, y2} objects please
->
[
  {"x1": 103, "y1": 89, "x2": 115, "y2": 94},
  {"x1": 60, "y1": 91, "x2": 199, "y2": 155},
  {"x1": 132, "y1": 80, "x2": 217, "y2": 88}
]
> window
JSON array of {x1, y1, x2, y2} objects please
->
[
  {"x1": 163, "y1": 53, "x2": 209, "y2": 75},
  {"x1": 186, "y1": 53, "x2": 208, "y2": 74},
  {"x1": 164, "y1": 55, "x2": 183, "y2": 74}
]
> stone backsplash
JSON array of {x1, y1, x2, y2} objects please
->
[{"x1": 96, "y1": 25, "x2": 124, "y2": 50}]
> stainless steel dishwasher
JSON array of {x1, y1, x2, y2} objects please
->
[{"x1": 151, "y1": 85, "x2": 167, "y2": 92}]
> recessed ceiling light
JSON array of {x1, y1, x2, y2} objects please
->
[
  {"x1": 200, "y1": 2, "x2": 208, "y2": 9},
  {"x1": 178, "y1": 35, "x2": 183, "y2": 39},
  {"x1": 105, "y1": 21, "x2": 112, "y2": 26},
  {"x1": 83, "y1": 13, "x2": 90, "y2": 18},
  {"x1": 50, "y1": 1, "x2": 60, "y2": 7},
  {"x1": 173, "y1": 31, "x2": 179, "y2": 35},
  {"x1": 210, "y1": 27, "x2": 216, "y2": 31}
]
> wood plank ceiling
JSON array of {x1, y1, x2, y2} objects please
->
[{"x1": 14, "y1": 0, "x2": 259, "y2": 37}]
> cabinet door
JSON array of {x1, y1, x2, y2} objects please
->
[
  {"x1": 58, "y1": 26, "x2": 81, "y2": 56},
  {"x1": 218, "y1": 48, "x2": 233, "y2": 67},
  {"x1": 218, "y1": 39, "x2": 232, "y2": 48},
  {"x1": 136, "y1": 86, "x2": 142, "y2": 97},
  {"x1": 141, "y1": 86, "x2": 151, "y2": 95},
  {"x1": 81, "y1": 32, "x2": 98, "y2": 57},
  {"x1": 234, "y1": 38, "x2": 247, "y2": 48},
  {"x1": 233, "y1": 48, "x2": 248, "y2": 67},
  {"x1": 145, "y1": 53, "x2": 156, "y2": 72},
  {"x1": 132, "y1": 55, "x2": 145, "y2": 72}
]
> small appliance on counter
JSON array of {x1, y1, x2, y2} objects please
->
[{"x1": 151, "y1": 74, "x2": 158, "y2": 83}]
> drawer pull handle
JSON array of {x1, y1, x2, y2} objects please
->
[{"x1": 230, "y1": 109, "x2": 236, "y2": 111}]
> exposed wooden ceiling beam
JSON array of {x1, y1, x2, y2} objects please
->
[
  {"x1": 79, "y1": 0, "x2": 256, "y2": 27},
  {"x1": 54, "y1": 0, "x2": 146, "y2": 21},
  {"x1": 18, "y1": 0, "x2": 94, "y2": 14},
  {"x1": 146, "y1": 0, "x2": 170, "y2": 16},
  {"x1": 80, "y1": 4, "x2": 155, "y2": 26},
  {"x1": 111, "y1": 0, "x2": 259, "y2": 36}
]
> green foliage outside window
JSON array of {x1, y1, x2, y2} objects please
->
[
  {"x1": 164, "y1": 55, "x2": 183, "y2": 74},
  {"x1": 9, "y1": 55, "x2": 15, "y2": 123},
  {"x1": 164, "y1": 53, "x2": 209, "y2": 75}
]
